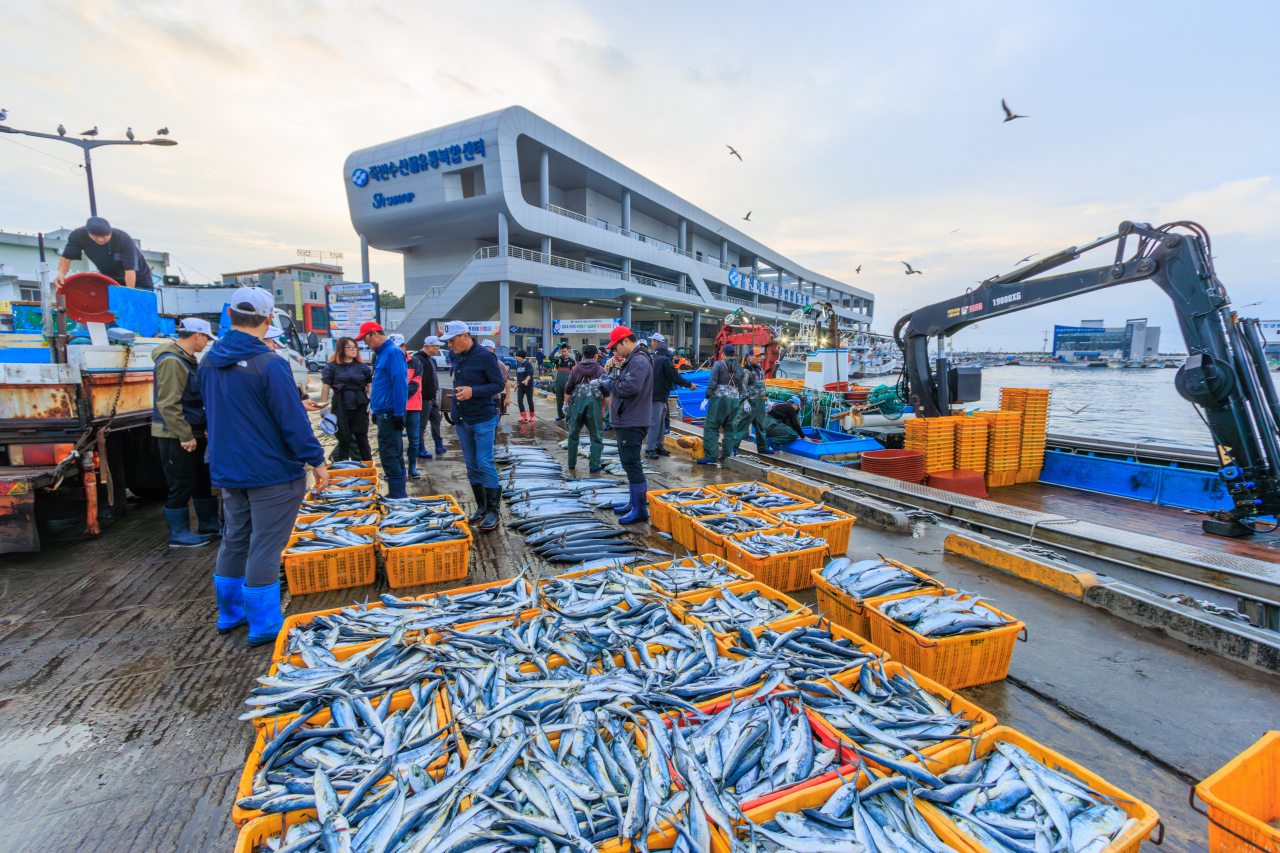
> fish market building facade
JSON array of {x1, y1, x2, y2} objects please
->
[{"x1": 343, "y1": 106, "x2": 873, "y2": 354}]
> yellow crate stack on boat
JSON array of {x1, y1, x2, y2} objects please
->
[
  {"x1": 904, "y1": 416, "x2": 958, "y2": 474},
  {"x1": 976, "y1": 410, "x2": 1022, "y2": 487},
  {"x1": 1001, "y1": 387, "x2": 1050, "y2": 483},
  {"x1": 953, "y1": 416, "x2": 989, "y2": 473}
]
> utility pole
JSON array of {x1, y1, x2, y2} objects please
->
[{"x1": 0, "y1": 120, "x2": 177, "y2": 215}]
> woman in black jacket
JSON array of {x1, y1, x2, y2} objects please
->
[{"x1": 319, "y1": 336, "x2": 373, "y2": 463}]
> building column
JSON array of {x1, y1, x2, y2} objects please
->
[
  {"x1": 498, "y1": 212, "x2": 508, "y2": 256},
  {"x1": 623, "y1": 259, "x2": 631, "y2": 280},
  {"x1": 693, "y1": 309, "x2": 702, "y2": 358},
  {"x1": 499, "y1": 280, "x2": 511, "y2": 348},
  {"x1": 360, "y1": 234, "x2": 370, "y2": 282},
  {"x1": 678, "y1": 218, "x2": 688, "y2": 293},
  {"x1": 674, "y1": 313, "x2": 684, "y2": 350},
  {"x1": 539, "y1": 150, "x2": 552, "y2": 256},
  {"x1": 542, "y1": 296, "x2": 552, "y2": 351},
  {"x1": 720, "y1": 238, "x2": 729, "y2": 266},
  {"x1": 621, "y1": 297, "x2": 632, "y2": 327},
  {"x1": 621, "y1": 190, "x2": 631, "y2": 232},
  {"x1": 541, "y1": 237, "x2": 551, "y2": 256}
]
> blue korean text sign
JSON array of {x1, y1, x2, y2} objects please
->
[{"x1": 354, "y1": 138, "x2": 486, "y2": 186}]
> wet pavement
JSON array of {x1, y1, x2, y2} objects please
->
[{"x1": 0, "y1": 400, "x2": 1276, "y2": 852}]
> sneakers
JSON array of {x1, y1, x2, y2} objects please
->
[
  {"x1": 655, "y1": 447, "x2": 671, "y2": 456},
  {"x1": 644, "y1": 451, "x2": 660, "y2": 459}
]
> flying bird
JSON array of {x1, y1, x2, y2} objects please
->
[
  {"x1": 726, "y1": 145, "x2": 742, "y2": 161},
  {"x1": 901, "y1": 262, "x2": 923, "y2": 275},
  {"x1": 57, "y1": 124, "x2": 66, "y2": 136},
  {"x1": 1001, "y1": 99, "x2": 1027, "y2": 122},
  {"x1": 742, "y1": 211, "x2": 752, "y2": 221},
  {"x1": 80, "y1": 126, "x2": 99, "y2": 137},
  {"x1": 156, "y1": 127, "x2": 169, "y2": 136},
  {"x1": 950, "y1": 229, "x2": 961, "y2": 233},
  {"x1": 855, "y1": 265, "x2": 862, "y2": 274},
  {"x1": 1015, "y1": 253, "x2": 1038, "y2": 266},
  {"x1": 126, "y1": 127, "x2": 135, "y2": 141},
  {"x1": 1065, "y1": 404, "x2": 1090, "y2": 415}
]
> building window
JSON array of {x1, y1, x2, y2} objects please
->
[
  {"x1": 309, "y1": 291, "x2": 318, "y2": 301},
  {"x1": 299, "y1": 271, "x2": 312, "y2": 282},
  {"x1": 276, "y1": 289, "x2": 283, "y2": 298},
  {"x1": 19, "y1": 286, "x2": 41, "y2": 302},
  {"x1": 514, "y1": 298, "x2": 523, "y2": 315}
]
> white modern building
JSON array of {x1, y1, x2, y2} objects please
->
[{"x1": 343, "y1": 106, "x2": 873, "y2": 355}]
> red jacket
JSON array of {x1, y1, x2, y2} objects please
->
[{"x1": 405, "y1": 350, "x2": 423, "y2": 411}]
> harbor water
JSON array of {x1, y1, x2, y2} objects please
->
[{"x1": 953, "y1": 364, "x2": 1280, "y2": 449}]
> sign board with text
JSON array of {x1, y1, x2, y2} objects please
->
[
  {"x1": 327, "y1": 283, "x2": 378, "y2": 338},
  {"x1": 436, "y1": 321, "x2": 501, "y2": 337},
  {"x1": 553, "y1": 318, "x2": 620, "y2": 335}
]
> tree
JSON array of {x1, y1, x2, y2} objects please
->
[{"x1": 379, "y1": 292, "x2": 405, "y2": 308}]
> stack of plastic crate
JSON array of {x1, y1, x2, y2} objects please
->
[
  {"x1": 976, "y1": 410, "x2": 1022, "y2": 487},
  {"x1": 953, "y1": 416, "x2": 989, "y2": 473},
  {"x1": 1001, "y1": 388, "x2": 1050, "y2": 483},
  {"x1": 904, "y1": 416, "x2": 958, "y2": 475}
]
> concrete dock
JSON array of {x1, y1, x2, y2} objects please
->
[{"x1": 0, "y1": 406, "x2": 1276, "y2": 852}]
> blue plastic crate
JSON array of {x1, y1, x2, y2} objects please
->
[{"x1": 778, "y1": 428, "x2": 884, "y2": 460}]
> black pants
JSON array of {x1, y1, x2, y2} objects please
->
[
  {"x1": 375, "y1": 413, "x2": 405, "y2": 478},
  {"x1": 615, "y1": 426, "x2": 647, "y2": 484},
  {"x1": 333, "y1": 405, "x2": 372, "y2": 463},
  {"x1": 157, "y1": 434, "x2": 212, "y2": 509},
  {"x1": 517, "y1": 384, "x2": 535, "y2": 413}
]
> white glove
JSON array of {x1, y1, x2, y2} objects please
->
[
  {"x1": 742, "y1": 402, "x2": 752, "y2": 414},
  {"x1": 700, "y1": 399, "x2": 709, "y2": 412}
]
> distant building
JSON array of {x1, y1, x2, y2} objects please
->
[
  {"x1": 1260, "y1": 320, "x2": 1280, "y2": 359},
  {"x1": 0, "y1": 227, "x2": 169, "y2": 305},
  {"x1": 220, "y1": 263, "x2": 345, "y2": 336},
  {"x1": 1053, "y1": 319, "x2": 1161, "y2": 361}
]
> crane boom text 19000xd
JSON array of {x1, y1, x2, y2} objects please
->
[{"x1": 893, "y1": 220, "x2": 1280, "y2": 538}]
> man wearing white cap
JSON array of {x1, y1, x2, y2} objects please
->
[
  {"x1": 439, "y1": 321, "x2": 506, "y2": 531},
  {"x1": 412, "y1": 336, "x2": 445, "y2": 458},
  {"x1": 199, "y1": 287, "x2": 328, "y2": 646},
  {"x1": 152, "y1": 317, "x2": 218, "y2": 548}
]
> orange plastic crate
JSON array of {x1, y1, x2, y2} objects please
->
[
  {"x1": 867, "y1": 587, "x2": 1026, "y2": 690},
  {"x1": 669, "y1": 498, "x2": 743, "y2": 550},
  {"x1": 380, "y1": 521, "x2": 472, "y2": 588},
  {"x1": 281, "y1": 531, "x2": 377, "y2": 595},
  {"x1": 689, "y1": 511, "x2": 775, "y2": 559},
  {"x1": 765, "y1": 505, "x2": 857, "y2": 555},
  {"x1": 724, "y1": 526, "x2": 828, "y2": 592},
  {"x1": 810, "y1": 559, "x2": 944, "y2": 639},
  {"x1": 648, "y1": 487, "x2": 717, "y2": 534},
  {"x1": 675, "y1": 581, "x2": 814, "y2": 641},
  {"x1": 1193, "y1": 732, "x2": 1280, "y2": 853}
]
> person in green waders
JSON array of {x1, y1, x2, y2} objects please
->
[
  {"x1": 564, "y1": 345, "x2": 607, "y2": 473},
  {"x1": 551, "y1": 343, "x2": 576, "y2": 422},
  {"x1": 697, "y1": 344, "x2": 743, "y2": 464},
  {"x1": 730, "y1": 346, "x2": 777, "y2": 456}
]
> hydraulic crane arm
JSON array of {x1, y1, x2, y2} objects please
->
[{"x1": 893, "y1": 220, "x2": 1280, "y2": 536}]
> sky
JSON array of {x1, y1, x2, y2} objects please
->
[{"x1": 2, "y1": 0, "x2": 1277, "y2": 352}]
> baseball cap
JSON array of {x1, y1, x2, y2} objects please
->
[
  {"x1": 650, "y1": 332, "x2": 666, "y2": 344},
  {"x1": 231, "y1": 287, "x2": 274, "y2": 318},
  {"x1": 722, "y1": 344, "x2": 736, "y2": 355},
  {"x1": 790, "y1": 395, "x2": 801, "y2": 407},
  {"x1": 177, "y1": 317, "x2": 212, "y2": 335},
  {"x1": 606, "y1": 325, "x2": 634, "y2": 350},
  {"x1": 264, "y1": 325, "x2": 283, "y2": 339},
  {"x1": 422, "y1": 335, "x2": 440, "y2": 347},
  {"x1": 355, "y1": 320, "x2": 383, "y2": 341},
  {"x1": 438, "y1": 320, "x2": 470, "y2": 342},
  {"x1": 480, "y1": 339, "x2": 495, "y2": 350},
  {"x1": 390, "y1": 333, "x2": 405, "y2": 347},
  {"x1": 85, "y1": 216, "x2": 112, "y2": 237},
  {"x1": 749, "y1": 346, "x2": 764, "y2": 357}
]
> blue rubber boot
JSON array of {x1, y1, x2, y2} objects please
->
[
  {"x1": 434, "y1": 440, "x2": 446, "y2": 455},
  {"x1": 213, "y1": 575, "x2": 247, "y2": 633},
  {"x1": 193, "y1": 497, "x2": 222, "y2": 536},
  {"x1": 418, "y1": 446, "x2": 433, "y2": 459},
  {"x1": 613, "y1": 496, "x2": 632, "y2": 515},
  {"x1": 243, "y1": 581, "x2": 285, "y2": 647},
  {"x1": 386, "y1": 476, "x2": 407, "y2": 499},
  {"x1": 619, "y1": 482, "x2": 650, "y2": 525},
  {"x1": 696, "y1": 457, "x2": 718, "y2": 465},
  {"x1": 164, "y1": 506, "x2": 209, "y2": 548}
]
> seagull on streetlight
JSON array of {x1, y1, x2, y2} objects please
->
[
  {"x1": 57, "y1": 124, "x2": 66, "y2": 136},
  {"x1": 726, "y1": 145, "x2": 742, "y2": 161},
  {"x1": 742, "y1": 211, "x2": 752, "y2": 221},
  {"x1": 901, "y1": 262, "x2": 923, "y2": 275},
  {"x1": 126, "y1": 127, "x2": 135, "y2": 141},
  {"x1": 1001, "y1": 99, "x2": 1027, "y2": 122},
  {"x1": 156, "y1": 127, "x2": 169, "y2": 136},
  {"x1": 80, "y1": 126, "x2": 99, "y2": 137}
]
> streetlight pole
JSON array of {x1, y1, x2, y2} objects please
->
[{"x1": 0, "y1": 123, "x2": 177, "y2": 216}]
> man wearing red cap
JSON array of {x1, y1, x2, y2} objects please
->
[
  {"x1": 600, "y1": 325, "x2": 653, "y2": 524},
  {"x1": 356, "y1": 321, "x2": 408, "y2": 498}
]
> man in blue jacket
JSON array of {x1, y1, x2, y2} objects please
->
[
  {"x1": 199, "y1": 287, "x2": 328, "y2": 646},
  {"x1": 438, "y1": 320, "x2": 506, "y2": 532},
  {"x1": 356, "y1": 321, "x2": 409, "y2": 499}
]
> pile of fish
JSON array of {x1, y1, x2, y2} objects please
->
[
  {"x1": 294, "y1": 510, "x2": 380, "y2": 532},
  {"x1": 279, "y1": 581, "x2": 537, "y2": 656},
  {"x1": 381, "y1": 500, "x2": 460, "y2": 529},
  {"x1": 771, "y1": 504, "x2": 846, "y2": 526},
  {"x1": 299, "y1": 495, "x2": 374, "y2": 514},
  {"x1": 741, "y1": 492, "x2": 809, "y2": 510},
  {"x1": 285, "y1": 528, "x2": 375, "y2": 554},
  {"x1": 674, "y1": 496, "x2": 747, "y2": 519},
  {"x1": 329, "y1": 460, "x2": 371, "y2": 471},
  {"x1": 717, "y1": 482, "x2": 772, "y2": 497},
  {"x1": 736, "y1": 625, "x2": 880, "y2": 677},
  {"x1": 791, "y1": 658, "x2": 981, "y2": 764},
  {"x1": 821, "y1": 558, "x2": 941, "y2": 600},
  {"x1": 654, "y1": 487, "x2": 716, "y2": 506},
  {"x1": 878, "y1": 592, "x2": 1016, "y2": 638},
  {"x1": 313, "y1": 476, "x2": 379, "y2": 500},
  {"x1": 737, "y1": 768, "x2": 967, "y2": 853},
  {"x1": 921, "y1": 742, "x2": 1139, "y2": 853},
  {"x1": 683, "y1": 588, "x2": 809, "y2": 638},
  {"x1": 637, "y1": 556, "x2": 749, "y2": 593},
  {"x1": 377, "y1": 520, "x2": 468, "y2": 549},
  {"x1": 732, "y1": 530, "x2": 826, "y2": 557},
  {"x1": 695, "y1": 513, "x2": 775, "y2": 538}
]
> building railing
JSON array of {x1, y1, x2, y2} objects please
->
[
  {"x1": 715, "y1": 294, "x2": 754, "y2": 306},
  {"x1": 545, "y1": 203, "x2": 735, "y2": 268}
]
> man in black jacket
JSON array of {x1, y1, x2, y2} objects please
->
[
  {"x1": 439, "y1": 321, "x2": 506, "y2": 531},
  {"x1": 601, "y1": 326, "x2": 653, "y2": 524},
  {"x1": 645, "y1": 333, "x2": 693, "y2": 458}
]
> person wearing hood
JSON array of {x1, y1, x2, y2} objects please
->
[
  {"x1": 357, "y1": 321, "x2": 409, "y2": 499},
  {"x1": 198, "y1": 287, "x2": 328, "y2": 646},
  {"x1": 730, "y1": 346, "x2": 776, "y2": 456},
  {"x1": 564, "y1": 345, "x2": 607, "y2": 474},
  {"x1": 152, "y1": 317, "x2": 218, "y2": 547},
  {"x1": 645, "y1": 332, "x2": 693, "y2": 459},
  {"x1": 698, "y1": 344, "x2": 743, "y2": 464},
  {"x1": 766, "y1": 395, "x2": 812, "y2": 444},
  {"x1": 600, "y1": 326, "x2": 653, "y2": 524}
]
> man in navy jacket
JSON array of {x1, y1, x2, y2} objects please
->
[
  {"x1": 357, "y1": 322, "x2": 409, "y2": 499},
  {"x1": 439, "y1": 321, "x2": 506, "y2": 532},
  {"x1": 199, "y1": 287, "x2": 328, "y2": 646}
]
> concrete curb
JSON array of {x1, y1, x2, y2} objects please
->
[{"x1": 944, "y1": 533, "x2": 1099, "y2": 601}]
